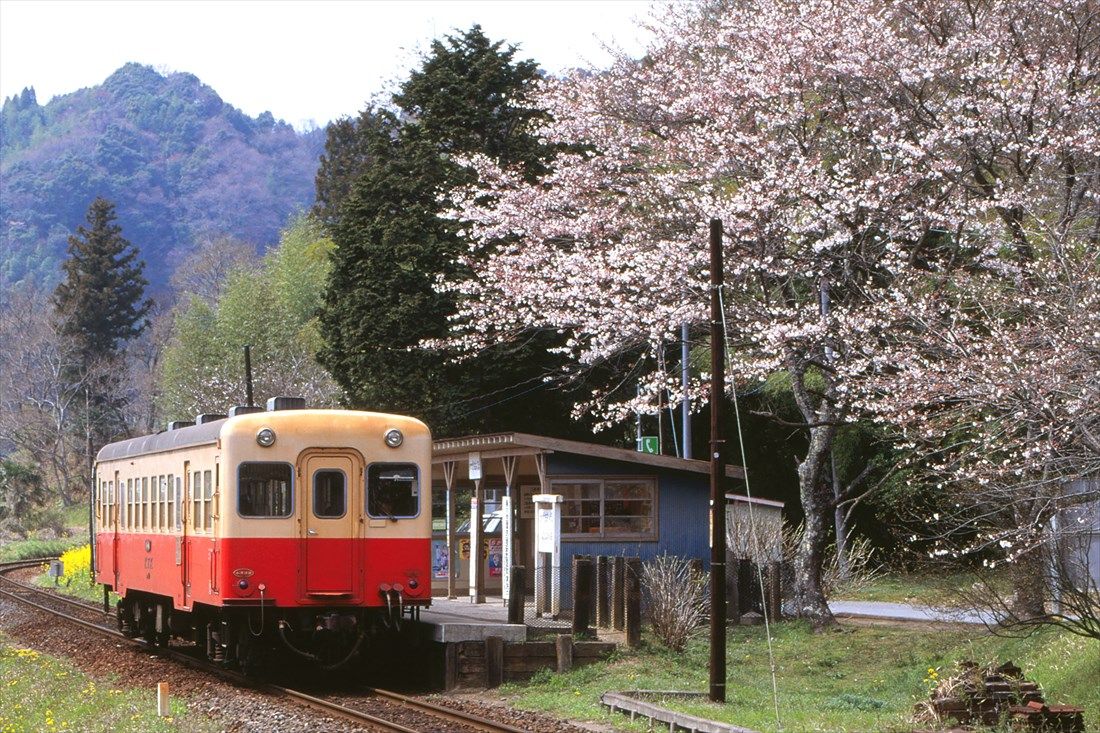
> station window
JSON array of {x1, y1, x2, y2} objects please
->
[
  {"x1": 203, "y1": 470, "x2": 214, "y2": 532},
  {"x1": 313, "y1": 470, "x2": 346, "y2": 518},
  {"x1": 554, "y1": 478, "x2": 656, "y2": 540},
  {"x1": 367, "y1": 463, "x2": 419, "y2": 519},
  {"x1": 238, "y1": 463, "x2": 292, "y2": 517}
]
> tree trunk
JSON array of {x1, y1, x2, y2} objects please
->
[
  {"x1": 1010, "y1": 502, "x2": 1048, "y2": 619},
  {"x1": 791, "y1": 423, "x2": 838, "y2": 628}
]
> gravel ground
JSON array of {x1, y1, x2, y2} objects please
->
[
  {"x1": 0, "y1": 574, "x2": 624, "y2": 733},
  {"x1": 0, "y1": 592, "x2": 379, "y2": 732},
  {"x1": 423, "y1": 692, "x2": 624, "y2": 733}
]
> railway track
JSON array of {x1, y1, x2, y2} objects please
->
[{"x1": 0, "y1": 559, "x2": 530, "y2": 733}]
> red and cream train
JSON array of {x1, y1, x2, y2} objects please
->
[{"x1": 92, "y1": 398, "x2": 431, "y2": 670}]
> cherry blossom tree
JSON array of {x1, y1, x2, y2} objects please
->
[{"x1": 441, "y1": 0, "x2": 1099, "y2": 626}]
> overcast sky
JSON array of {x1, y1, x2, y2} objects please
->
[{"x1": 0, "y1": 0, "x2": 655, "y2": 131}]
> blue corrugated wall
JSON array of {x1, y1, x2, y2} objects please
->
[{"x1": 547, "y1": 453, "x2": 711, "y2": 609}]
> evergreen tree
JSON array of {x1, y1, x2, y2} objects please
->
[
  {"x1": 54, "y1": 197, "x2": 152, "y2": 365},
  {"x1": 318, "y1": 27, "x2": 591, "y2": 438}
]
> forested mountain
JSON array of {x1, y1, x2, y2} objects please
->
[{"x1": 1, "y1": 63, "x2": 324, "y2": 290}]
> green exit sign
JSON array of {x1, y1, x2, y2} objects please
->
[{"x1": 638, "y1": 436, "x2": 659, "y2": 454}]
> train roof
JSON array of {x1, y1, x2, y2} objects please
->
[
  {"x1": 96, "y1": 418, "x2": 226, "y2": 462},
  {"x1": 96, "y1": 409, "x2": 431, "y2": 463}
]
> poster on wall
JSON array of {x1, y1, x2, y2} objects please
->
[
  {"x1": 432, "y1": 539, "x2": 449, "y2": 579},
  {"x1": 520, "y1": 484, "x2": 539, "y2": 519},
  {"x1": 488, "y1": 538, "x2": 502, "y2": 577}
]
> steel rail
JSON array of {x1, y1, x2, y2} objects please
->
[
  {"x1": 366, "y1": 687, "x2": 531, "y2": 733},
  {"x1": 0, "y1": 561, "x2": 527, "y2": 733},
  {"x1": 0, "y1": 559, "x2": 114, "y2": 617}
]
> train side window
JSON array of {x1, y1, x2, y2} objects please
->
[
  {"x1": 203, "y1": 470, "x2": 213, "y2": 532},
  {"x1": 313, "y1": 470, "x2": 346, "y2": 518},
  {"x1": 238, "y1": 463, "x2": 292, "y2": 518},
  {"x1": 192, "y1": 471, "x2": 202, "y2": 533},
  {"x1": 143, "y1": 477, "x2": 150, "y2": 531},
  {"x1": 367, "y1": 463, "x2": 419, "y2": 519},
  {"x1": 152, "y1": 476, "x2": 160, "y2": 531},
  {"x1": 127, "y1": 479, "x2": 134, "y2": 530},
  {"x1": 167, "y1": 474, "x2": 174, "y2": 531},
  {"x1": 162, "y1": 475, "x2": 170, "y2": 531},
  {"x1": 175, "y1": 476, "x2": 183, "y2": 530}
]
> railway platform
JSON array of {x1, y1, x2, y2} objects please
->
[{"x1": 417, "y1": 596, "x2": 529, "y2": 642}]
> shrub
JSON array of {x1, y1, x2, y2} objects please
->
[
  {"x1": 641, "y1": 554, "x2": 708, "y2": 652},
  {"x1": 781, "y1": 523, "x2": 881, "y2": 599}
]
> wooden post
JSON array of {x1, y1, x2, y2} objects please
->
[
  {"x1": 485, "y1": 636, "x2": 504, "y2": 688},
  {"x1": 556, "y1": 634, "x2": 574, "y2": 673},
  {"x1": 508, "y1": 565, "x2": 525, "y2": 624},
  {"x1": 444, "y1": 643, "x2": 458, "y2": 691},
  {"x1": 596, "y1": 555, "x2": 610, "y2": 628},
  {"x1": 611, "y1": 556, "x2": 625, "y2": 631},
  {"x1": 469, "y1": 479, "x2": 483, "y2": 604},
  {"x1": 444, "y1": 461, "x2": 457, "y2": 599},
  {"x1": 625, "y1": 557, "x2": 642, "y2": 648},
  {"x1": 156, "y1": 682, "x2": 169, "y2": 717},
  {"x1": 737, "y1": 558, "x2": 755, "y2": 613},
  {"x1": 766, "y1": 561, "x2": 783, "y2": 621},
  {"x1": 725, "y1": 550, "x2": 741, "y2": 626},
  {"x1": 572, "y1": 555, "x2": 593, "y2": 637}
]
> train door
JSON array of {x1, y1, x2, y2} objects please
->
[
  {"x1": 299, "y1": 450, "x2": 362, "y2": 599},
  {"x1": 181, "y1": 461, "x2": 191, "y2": 608}
]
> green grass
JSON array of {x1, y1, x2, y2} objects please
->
[
  {"x1": 833, "y1": 572, "x2": 972, "y2": 606},
  {"x1": 502, "y1": 622, "x2": 1100, "y2": 733},
  {"x1": 34, "y1": 565, "x2": 114, "y2": 606},
  {"x1": 0, "y1": 537, "x2": 84, "y2": 562},
  {"x1": 0, "y1": 633, "x2": 215, "y2": 732}
]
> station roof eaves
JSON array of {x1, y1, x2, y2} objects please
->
[{"x1": 433, "y1": 432, "x2": 745, "y2": 480}]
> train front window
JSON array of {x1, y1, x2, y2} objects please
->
[
  {"x1": 367, "y1": 463, "x2": 419, "y2": 519},
  {"x1": 238, "y1": 462, "x2": 292, "y2": 517},
  {"x1": 313, "y1": 470, "x2": 346, "y2": 518}
]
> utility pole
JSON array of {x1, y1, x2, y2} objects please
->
[
  {"x1": 86, "y1": 384, "x2": 95, "y2": 586},
  {"x1": 682, "y1": 322, "x2": 692, "y2": 459},
  {"x1": 819, "y1": 281, "x2": 848, "y2": 579},
  {"x1": 244, "y1": 345, "x2": 254, "y2": 407},
  {"x1": 708, "y1": 218, "x2": 727, "y2": 703}
]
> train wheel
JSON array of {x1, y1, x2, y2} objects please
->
[
  {"x1": 237, "y1": 630, "x2": 269, "y2": 678},
  {"x1": 116, "y1": 599, "x2": 137, "y2": 638}
]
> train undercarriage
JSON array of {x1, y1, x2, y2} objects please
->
[{"x1": 115, "y1": 590, "x2": 424, "y2": 675}]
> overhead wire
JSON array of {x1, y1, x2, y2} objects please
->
[{"x1": 718, "y1": 283, "x2": 783, "y2": 730}]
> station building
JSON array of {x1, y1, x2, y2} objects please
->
[{"x1": 428, "y1": 432, "x2": 782, "y2": 608}]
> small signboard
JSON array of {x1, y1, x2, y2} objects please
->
[
  {"x1": 638, "y1": 436, "x2": 659, "y2": 454},
  {"x1": 519, "y1": 484, "x2": 539, "y2": 518},
  {"x1": 469, "y1": 452, "x2": 482, "y2": 480}
]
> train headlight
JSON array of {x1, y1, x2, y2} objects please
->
[
  {"x1": 256, "y1": 427, "x2": 276, "y2": 447},
  {"x1": 384, "y1": 429, "x2": 403, "y2": 448}
]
